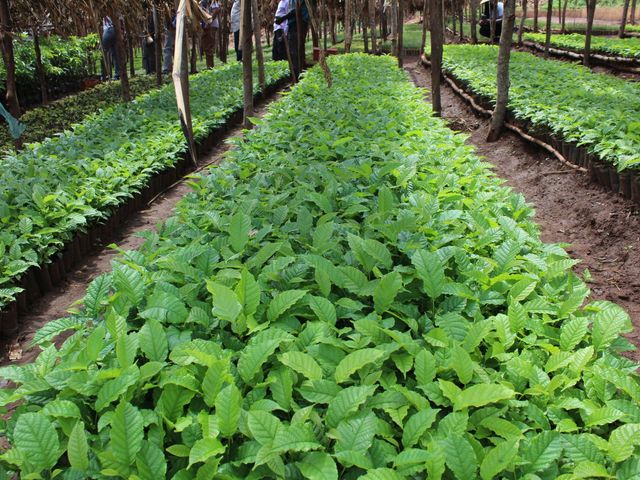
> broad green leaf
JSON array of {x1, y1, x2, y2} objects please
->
[
  {"x1": 267, "y1": 289, "x2": 307, "y2": 322},
  {"x1": 67, "y1": 421, "x2": 89, "y2": 471},
  {"x1": 279, "y1": 351, "x2": 323, "y2": 380},
  {"x1": 236, "y1": 269, "x2": 261, "y2": 318},
  {"x1": 414, "y1": 349, "x2": 436, "y2": 386},
  {"x1": 559, "y1": 317, "x2": 589, "y2": 351},
  {"x1": 334, "y1": 348, "x2": 385, "y2": 383},
  {"x1": 411, "y1": 249, "x2": 445, "y2": 299},
  {"x1": 373, "y1": 271, "x2": 402, "y2": 313},
  {"x1": 207, "y1": 282, "x2": 242, "y2": 324},
  {"x1": 110, "y1": 401, "x2": 144, "y2": 470},
  {"x1": 441, "y1": 435, "x2": 477, "y2": 479},
  {"x1": 454, "y1": 384, "x2": 515, "y2": 410},
  {"x1": 451, "y1": 344, "x2": 474, "y2": 384},
  {"x1": 136, "y1": 441, "x2": 167, "y2": 480},
  {"x1": 215, "y1": 384, "x2": 242, "y2": 437},
  {"x1": 402, "y1": 409, "x2": 438, "y2": 448},
  {"x1": 335, "y1": 411, "x2": 378, "y2": 454},
  {"x1": 188, "y1": 437, "x2": 225, "y2": 469},
  {"x1": 13, "y1": 412, "x2": 60, "y2": 471},
  {"x1": 298, "y1": 452, "x2": 338, "y2": 480},
  {"x1": 608, "y1": 423, "x2": 640, "y2": 462},
  {"x1": 229, "y1": 212, "x2": 251, "y2": 252},
  {"x1": 523, "y1": 431, "x2": 562, "y2": 473},
  {"x1": 248, "y1": 410, "x2": 281, "y2": 445},
  {"x1": 139, "y1": 319, "x2": 168, "y2": 361},
  {"x1": 480, "y1": 439, "x2": 519, "y2": 480},
  {"x1": 308, "y1": 295, "x2": 337, "y2": 325},
  {"x1": 326, "y1": 385, "x2": 377, "y2": 427}
]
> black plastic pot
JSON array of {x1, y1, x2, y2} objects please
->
[
  {"x1": 0, "y1": 301, "x2": 19, "y2": 336},
  {"x1": 609, "y1": 167, "x2": 621, "y2": 194}
]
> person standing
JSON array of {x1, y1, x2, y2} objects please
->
[
  {"x1": 200, "y1": 0, "x2": 221, "y2": 69},
  {"x1": 272, "y1": 0, "x2": 289, "y2": 61},
  {"x1": 230, "y1": 0, "x2": 242, "y2": 61},
  {"x1": 276, "y1": 0, "x2": 309, "y2": 76},
  {"x1": 142, "y1": 11, "x2": 156, "y2": 74},
  {"x1": 162, "y1": 7, "x2": 177, "y2": 74},
  {"x1": 102, "y1": 16, "x2": 119, "y2": 79}
]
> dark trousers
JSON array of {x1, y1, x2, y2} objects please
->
[
  {"x1": 287, "y1": 22, "x2": 308, "y2": 77},
  {"x1": 102, "y1": 26, "x2": 120, "y2": 78},
  {"x1": 234, "y1": 30, "x2": 242, "y2": 61},
  {"x1": 272, "y1": 29, "x2": 287, "y2": 61}
]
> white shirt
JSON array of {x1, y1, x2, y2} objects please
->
[
  {"x1": 274, "y1": 0, "x2": 290, "y2": 33},
  {"x1": 230, "y1": 0, "x2": 241, "y2": 33}
]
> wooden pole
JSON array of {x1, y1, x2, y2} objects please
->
[
  {"x1": 429, "y1": 0, "x2": 443, "y2": 115},
  {"x1": 109, "y1": 8, "x2": 132, "y2": 101},
  {"x1": 584, "y1": 0, "x2": 597, "y2": 66},
  {"x1": 345, "y1": 0, "x2": 353, "y2": 52},
  {"x1": 487, "y1": 0, "x2": 516, "y2": 141},
  {"x1": 620, "y1": 0, "x2": 631, "y2": 37},
  {"x1": 0, "y1": 0, "x2": 20, "y2": 118},
  {"x1": 153, "y1": 4, "x2": 163, "y2": 86},
  {"x1": 251, "y1": 0, "x2": 265, "y2": 89},
  {"x1": 518, "y1": 0, "x2": 527, "y2": 45},
  {"x1": 543, "y1": 0, "x2": 553, "y2": 57},
  {"x1": 241, "y1": 0, "x2": 254, "y2": 128},
  {"x1": 398, "y1": 0, "x2": 404, "y2": 67},
  {"x1": 32, "y1": 27, "x2": 48, "y2": 105}
]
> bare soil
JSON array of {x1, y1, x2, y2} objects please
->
[
  {"x1": 0, "y1": 96, "x2": 281, "y2": 367},
  {"x1": 406, "y1": 57, "x2": 640, "y2": 360}
]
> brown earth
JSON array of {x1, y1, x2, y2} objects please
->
[
  {"x1": 0, "y1": 94, "x2": 282, "y2": 368},
  {"x1": 405, "y1": 56, "x2": 640, "y2": 361}
]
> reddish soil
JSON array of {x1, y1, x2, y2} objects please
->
[
  {"x1": 406, "y1": 57, "x2": 640, "y2": 360},
  {"x1": 0, "y1": 95, "x2": 282, "y2": 367}
]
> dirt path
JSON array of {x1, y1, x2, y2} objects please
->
[
  {"x1": 405, "y1": 57, "x2": 640, "y2": 360},
  {"x1": 0, "y1": 96, "x2": 281, "y2": 367}
]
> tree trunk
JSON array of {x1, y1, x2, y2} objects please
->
[
  {"x1": 153, "y1": 5, "x2": 163, "y2": 86},
  {"x1": 620, "y1": 0, "x2": 631, "y2": 37},
  {"x1": 631, "y1": 0, "x2": 637, "y2": 25},
  {"x1": 398, "y1": 0, "x2": 404, "y2": 66},
  {"x1": 391, "y1": 0, "x2": 398, "y2": 56},
  {"x1": 544, "y1": 0, "x2": 553, "y2": 57},
  {"x1": 0, "y1": 0, "x2": 20, "y2": 117},
  {"x1": 487, "y1": 0, "x2": 516, "y2": 141},
  {"x1": 533, "y1": 0, "x2": 539, "y2": 31},
  {"x1": 242, "y1": 0, "x2": 253, "y2": 128},
  {"x1": 470, "y1": 0, "x2": 478, "y2": 43},
  {"x1": 251, "y1": 0, "x2": 265, "y2": 89},
  {"x1": 458, "y1": 2, "x2": 464, "y2": 41},
  {"x1": 109, "y1": 9, "x2": 131, "y2": 101},
  {"x1": 32, "y1": 29, "x2": 48, "y2": 105},
  {"x1": 128, "y1": 34, "x2": 136, "y2": 77},
  {"x1": 363, "y1": 9, "x2": 370, "y2": 52},
  {"x1": 421, "y1": 0, "x2": 430, "y2": 52},
  {"x1": 368, "y1": 0, "x2": 378, "y2": 53},
  {"x1": 490, "y1": 0, "x2": 497, "y2": 43},
  {"x1": 584, "y1": 0, "x2": 597, "y2": 66},
  {"x1": 430, "y1": 0, "x2": 443, "y2": 115},
  {"x1": 345, "y1": 0, "x2": 353, "y2": 52},
  {"x1": 518, "y1": 0, "x2": 528, "y2": 45},
  {"x1": 561, "y1": 0, "x2": 569, "y2": 32}
]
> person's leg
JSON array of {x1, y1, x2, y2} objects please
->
[
  {"x1": 234, "y1": 30, "x2": 242, "y2": 61},
  {"x1": 163, "y1": 31, "x2": 175, "y2": 73},
  {"x1": 203, "y1": 27, "x2": 214, "y2": 69},
  {"x1": 288, "y1": 28, "x2": 299, "y2": 76}
]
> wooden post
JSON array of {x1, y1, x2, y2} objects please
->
[
  {"x1": 0, "y1": 0, "x2": 20, "y2": 118},
  {"x1": 241, "y1": 0, "x2": 254, "y2": 128},
  {"x1": 517, "y1": 0, "x2": 527, "y2": 45},
  {"x1": 368, "y1": 0, "x2": 378, "y2": 53},
  {"x1": 430, "y1": 0, "x2": 443, "y2": 115},
  {"x1": 251, "y1": 0, "x2": 265, "y2": 90},
  {"x1": 533, "y1": 0, "x2": 539, "y2": 31},
  {"x1": 620, "y1": 0, "x2": 631, "y2": 37},
  {"x1": 32, "y1": 28, "x2": 48, "y2": 105},
  {"x1": 421, "y1": 0, "x2": 429, "y2": 53},
  {"x1": 544, "y1": 0, "x2": 553, "y2": 57},
  {"x1": 470, "y1": 0, "x2": 478, "y2": 43},
  {"x1": 345, "y1": 0, "x2": 353, "y2": 52},
  {"x1": 153, "y1": 4, "x2": 163, "y2": 86},
  {"x1": 584, "y1": 0, "x2": 596, "y2": 66},
  {"x1": 398, "y1": 0, "x2": 404, "y2": 66},
  {"x1": 109, "y1": 8, "x2": 131, "y2": 101},
  {"x1": 560, "y1": 0, "x2": 569, "y2": 32},
  {"x1": 487, "y1": 0, "x2": 516, "y2": 141},
  {"x1": 631, "y1": 0, "x2": 637, "y2": 25}
]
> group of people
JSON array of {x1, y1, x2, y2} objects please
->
[{"x1": 100, "y1": 0, "x2": 310, "y2": 81}]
